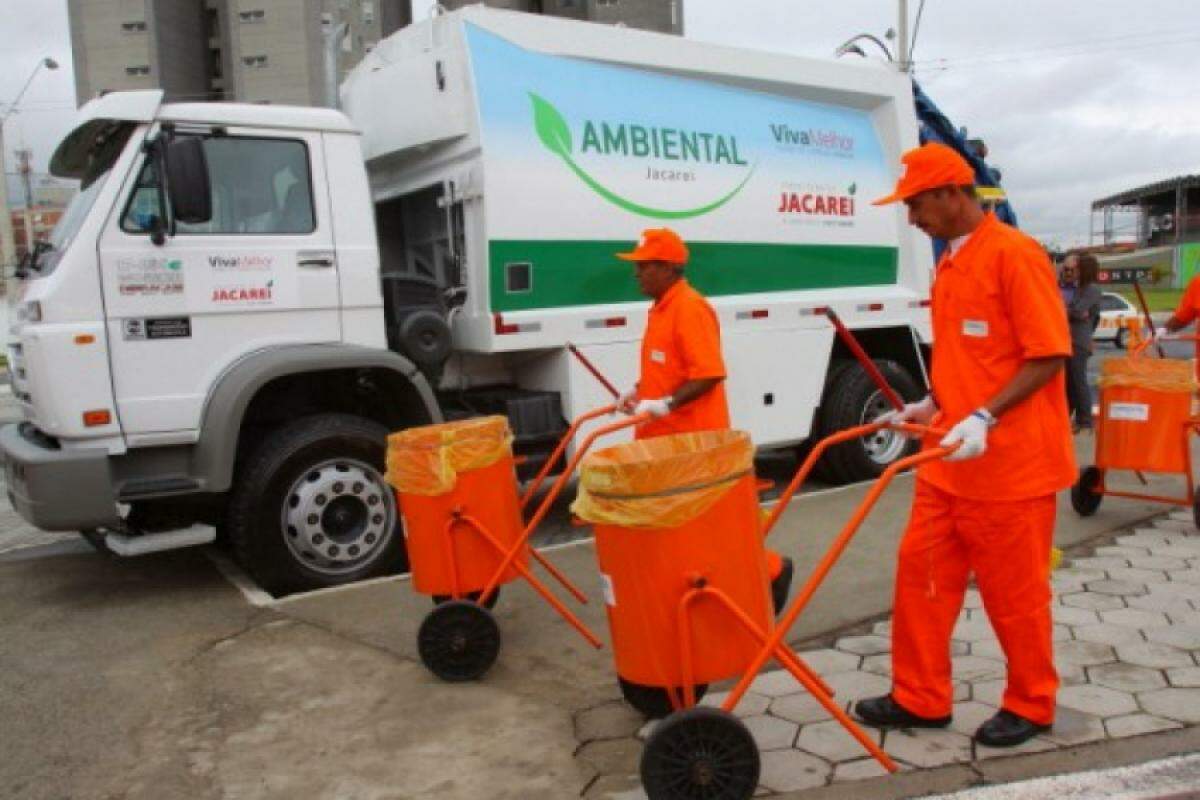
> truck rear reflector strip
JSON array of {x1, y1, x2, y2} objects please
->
[
  {"x1": 799, "y1": 306, "x2": 830, "y2": 317},
  {"x1": 83, "y1": 410, "x2": 112, "y2": 427},
  {"x1": 736, "y1": 309, "x2": 769, "y2": 320},
  {"x1": 857, "y1": 303, "x2": 884, "y2": 312},
  {"x1": 493, "y1": 313, "x2": 542, "y2": 335},
  {"x1": 909, "y1": 299, "x2": 932, "y2": 308},
  {"x1": 585, "y1": 316, "x2": 627, "y2": 329}
]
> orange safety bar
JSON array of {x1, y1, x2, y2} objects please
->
[
  {"x1": 520, "y1": 404, "x2": 617, "y2": 511},
  {"x1": 715, "y1": 427, "x2": 956, "y2": 772}
]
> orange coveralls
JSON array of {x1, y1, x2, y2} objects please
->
[
  {"x1": 1168, "y1": 274, "x2": 1200, "y2": 380},
  {"x1": 891, "y1": 213, "x2": 1076, "y2": 726},
  {"x1": 635, "y1": 279, "x2": 784, "y2": 579}
]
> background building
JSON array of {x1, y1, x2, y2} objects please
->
[
  {"x1": 67, "y1": 0, "x2": 681, "y2": 107},
  {"x1": 1090, "y1": 175, "x2": 1200, "y2": 288}
]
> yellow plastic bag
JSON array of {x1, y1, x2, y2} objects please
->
[
  {"x1": 386, "y1": 416, "x2": 513, "y2": 496},
  {"x1": 572, "y1": 430, "x2": 754, "y2": 529},
  {"x1": 1098, "y1": 357, "x2": 1196, "y2": 393}
]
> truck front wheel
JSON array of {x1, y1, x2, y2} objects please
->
[{"x1": 225, "y1": 414, "x2": 405, "y2": 597}]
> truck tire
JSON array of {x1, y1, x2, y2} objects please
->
[
  {"x1": 225, "y1": 413, "x2": 406, "y2": 597},
  {"x1": 813, "y1": 359, "x2": 923, "y2": 485}
]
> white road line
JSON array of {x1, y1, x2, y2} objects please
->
[
  {"x1": 924, "y1": 752, "x2": 1200, "y2": 800},
  {"x1": 204, "y1": 549, "x2": 276, "y2": 607}
]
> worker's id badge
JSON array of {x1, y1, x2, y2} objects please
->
[
  {"x1": 962, "y1": 319, "x2": 989, "y2": 337},
  {"x1": 650, "y1": 349, "x2": 667, "y2": 364}
]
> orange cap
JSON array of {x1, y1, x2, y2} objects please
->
[
  {"x1": 872, "y1": 142, "x2": 975, "y2": 206},
  {"x1": 616, "y1": 228, "x2": 689, "y2": 265}
]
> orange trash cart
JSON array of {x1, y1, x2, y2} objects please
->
[
  {"x1": 387, "y1": 408, "x2": 646, "y2": 681},
  {"x1": 573, "y1": 420, "x2": 956, "y2": 799},
  {"x1": 1071, "y1": 335, "x2": 1200, "y2": 523}
]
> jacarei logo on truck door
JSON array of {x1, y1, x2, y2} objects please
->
[{"x1": 529, "y1": 93, "x2": 755, "y2": 220}]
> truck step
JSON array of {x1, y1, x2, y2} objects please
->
[
  {"x1": 104, "y1": 524, "x2": 217, "y2": 557},
  {"x1": 118, "y1": 477, "x2": 202, "y2": 500}
]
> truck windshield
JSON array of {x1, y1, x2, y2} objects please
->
[{"x1": 29, "y1": 121, "x2": 135, "y2": 276}]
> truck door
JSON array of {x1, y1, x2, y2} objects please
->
[{"x1": 98, "y1": 127, "x2": 341, "y2": 436}]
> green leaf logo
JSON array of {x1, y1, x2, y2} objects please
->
[
  {"x1": 166, "y1": 259, "x2": 182, "y2": 271},
  {"x1": 848, "y1": 183, "x2": 857, "y2": 196},
  {"x1": 528, "y1": 92, "x2": 753, "y2": 220},
  {"x1": 530, "y1": 93, "x2": 572, "y2": 157}
]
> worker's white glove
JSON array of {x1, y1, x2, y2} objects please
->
[
  {"x1": 634, "y1": 397, "x2": 672, "y2": 418},
  {"x1": 878, "y1": 395, "x2": 938, "y2": 438},
  {"x1": 617, "y1": 388, "x2": 639, "y2": 415},
  {"x1": 939, "y1": 408, "x2": 995, "y2": 462}
]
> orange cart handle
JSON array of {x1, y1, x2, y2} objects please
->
[
  {"x1": 521, "y1": 404, "x2": 618, "y2": 511},
  {"x1": 762, "y1": 421, "x2": 947, "y2": 537},
  {"x1": 1131, "y1": 332, "x2": 1200, "y2": 359}
]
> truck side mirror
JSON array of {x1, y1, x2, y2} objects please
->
[{"x1": 163, "y1": 136, "x2": 212, "y2": 225}]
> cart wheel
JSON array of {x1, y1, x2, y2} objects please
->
[
  {"x1": 431, "y1": 587, "x2": 500, "y2": 610},
  {"x1": 1192, "y1": 487, "x2": 1200, "y2": 532},
  {"x1": 417, "y1": 600, "x2": 501, "y2": 682},
  {"x1": 641, "y1": 707, "x2": 760, "y2": 800},
  {"x1": 619, "y1": 677, "x2": 709, "y2": 719},
  {"x1": 1071, "y1": 466, "x2": 1103, "y2": 517}
]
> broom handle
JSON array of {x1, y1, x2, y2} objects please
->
[
  {"x1": 1132, "y1": 278, "x2": 1166, "y2": 358},
  {"x1": 823, "y1": 308, "x2": 906, "y2": 411}
]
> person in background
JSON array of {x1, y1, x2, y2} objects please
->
[
  {"x1": 615, "y1": 228, "x2": 793, "y2": 611},
  {"x1": 1062, "y1": 253, "x2": 1102, "y2": 432}
]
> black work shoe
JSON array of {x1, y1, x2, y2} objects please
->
[
  {"x1": 974, "y1": 709, "x2": 1051, "y2": 747},
  {"x1": 854, "y1": 694, "x2": 952, "y2": 729},
  {"x1": 770, "y1": 557, "x2": 794, "y2": 615}
]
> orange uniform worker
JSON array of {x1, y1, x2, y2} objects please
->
[
  {"x1": 854, "y1": 143, "x2": 1076, "y2": 748},
  {"x1": 1160, "y1": 273, "x2": 1200, "y2": 377},
  {"x1": 615, "y1": 228, "x2": 793, "y2": 610}
]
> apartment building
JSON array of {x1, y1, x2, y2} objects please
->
[{"x1": 68, "y1": 0, "x2": 682, "y2": 107}]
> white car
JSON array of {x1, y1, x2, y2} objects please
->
[{"x1": 1093, "y1": 291, "x2": 1139, "y2": 348}]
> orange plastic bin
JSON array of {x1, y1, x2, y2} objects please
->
[
  {"x1": 575, "y1": 430, "x2": 773, "y2": 708},
  {"x1": 1096, "y1": 357, "x2": 1196, "y2": 474},
  {"x1": 387, "y1": 416, "x2": 528, "y2": 598}
]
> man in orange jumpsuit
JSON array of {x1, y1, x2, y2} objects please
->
[
  {"x1": 854, "y1": 143, "x2": 1075, "y2": 747},
  {"x1": 1159, "y1": 274, "x2": 1200, "y2": 377},
  {"x1": 615, "y1": 228, "x2": 792, "y2": 610}
]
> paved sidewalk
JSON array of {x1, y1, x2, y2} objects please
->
[{"x1": 579, "y1": 509, "x2": 1200, "y2": 797}]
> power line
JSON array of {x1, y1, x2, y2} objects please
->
[
  {"x1": 918, "y1": 28, "x2": 1200, "y2": 71},
  {"x1": 908, "y1": 0, "x2": 927, "y2": 64}
]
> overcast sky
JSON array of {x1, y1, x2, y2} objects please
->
[{"x1": 4, "y1": 0, "x2": 1198, "y2": 247}]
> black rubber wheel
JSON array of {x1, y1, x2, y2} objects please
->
[
  {"x1": 640, "y1": 707, "x2": 760, "y2": 800},
  {"x1": 1115, "y1": 327, "x2": 1127, "y2": 350},
  {"x1": 224, "y1": 414, "x2": 408, "y2": 597},
  {"x1": 619, "y1": 677, "x2": 709, "y2": 719},
  {"x1": 432, "y1": 587, "x2": 500, "y2": 610},
  {"x1": 770, "y1": 556, "x2": 794, "y2": 616},
  {"x1": 1071, "y1": 466, "x2": 1104, "y2": 517},
  {"x1": 417, "y1": 600, "x2": 501, "y2": 682},
  {"x1": 810, "y1": 359, "x2": 923, "y2": 485},
  {"x1": 1192, "y1": 485, "x2": 1200, "y2": 531}
]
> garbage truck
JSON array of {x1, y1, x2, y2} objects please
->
[{"x1": 2, "y1": 7, "x2": 944, "y2": 595}]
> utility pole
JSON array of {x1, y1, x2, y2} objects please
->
[
  {"x1": 897, "y1": 0, "x2": 910, "y2": 73},
  {"x1": 17, "y1": 148, "x2": 35, "y2": 264},
  {"x1": 0, "y1": 57, "x2": 58, "y2": 284}
]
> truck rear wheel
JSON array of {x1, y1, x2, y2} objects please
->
[
  {"x1": 812, "y1": 359, "x2": 922, "y2": 485},
  {"x1": 225, "y1": 413, "x2": 406, "y2": 597}
]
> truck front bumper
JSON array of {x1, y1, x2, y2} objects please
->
[{"x1": 0, "y1": 422, "x2": 120, "y2": 531}]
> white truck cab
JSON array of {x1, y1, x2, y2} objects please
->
[{"x1": 3, "y1": 7, "x2": 933, "y2": 595}]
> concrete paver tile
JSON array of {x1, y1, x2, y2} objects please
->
[
  {"x1": 1052, "y1": 567, "x2": 1109, "y2": 586},
  {"x1": 872, "y1": 620, "x2": 892, "y2": 637},
  {"x1": 1118, "y1": 532, "x2": 1175, "y2": 548},
  {"x1": 952, "y1": 615, "x2": 998, "y2": 643},
  {"x1": 795, "y1": 719, "x2": 881, "y2": 763},
  {"x1": 1070, "y1": 556, "x2": 1131, "y2": 571},
  {"x1": 1041, "y1": 706, "x2": 1107, "y2": 746},
  {"x1": 1059, "y1": 662, "x2": 1088, "y2": 686},
  {"x1": 821, "y1": 671, "x2": 892, "y2": 703},
  {"x1": 834, "y1": 634, "x2": 890, "y2": 657},
  {"x1": 1095, "y1": 545, "x2": 1151, "y2": 559},
  {"x1": 576, "y1": 702, "x2": 646, "y2": 742},
  {"x1": 1155, "y1": 517, "x2": 1196, "y2": 531},
  {"x1": 1086, "y1": 663, "x2": 1168, "y2": 693},
  {"x1": 583, "y1": 774, "x2": 648, "y2": 799},
  {"x1": 1084, "y1": 579, "x2": 1149, "y2": 597},
  {"x1": 793, "y1": 648, "x2": 861, "y2": 676},
  {"x1": 1107, "y1": 567, "x2": 1170, "y2": 585},
  {"x1": 962, "y1": 588, "x2": 983, "y2": 609},
  {"x1": 576, "y1": 738, "x2": 644, "y2": 776},
  {"x1": 1167, "y1": 610, "x2": 1200, "y2": 626},
  {"x1": 970, "y1": 679, "x2": 1005, "y2": 707},
  {"x1": 861, "y1": 653, "x2": 891, "y2": 676},
  {"x1": 752, "y1": 669, "x2": 815, "y2": 699},
  {"x1": 1103, "y1": 713, "x2": 1182, "y2": 738},
  {"x1": 1138, "y1": 687, "x2": 1200, "y2": 724},
  {"x1": 1143, "y1": 581, "x2": 1200, "y2": 601},
  {"x1": 1060, "y1": 591, "x2": 1126, "y2": 611},
  {"x1": 636, "y1": 719, "x2": 658, "y2": 741},
  {"x1": 770, "y1": 692, "x2": 835, "y2": 725},
  {"x1": 1071, "y1": 622, "x2": 1145, "y2": 647},
  {"x1": 1129, "y1": 555, "x2": 1190, "y2": 571},
  {"x1": 1144, "y1": 624, "x2": 1200, "y2": 651},
  {"x1": 1053, "y1": 624, "x2": 1073, "y2": 642},
  {"x1": 1056, "y1": 683, "x2": 1139, "y2": 717},
  {"x1": 741, "y1": 713, "x2": 799, "y2": 751},
  {"x1": 1053, "y1": 605, "x2": 1101, "y2": 626},
  {"x1": 1167, "y1": 666, "x2": 1200, "y2": 687},
  {"x1": 1099, "y1": 607, "x2": 1171, "y2": 629},
  {"x1": 832, "y1": 757, "x2": 907, "y2": 782},
  {"x1": 1127, "y1": 592, "x2": 1197, "y2": 617},
  {"x1": 881, "y1": 727, "x2": 972, "y2": 768},
  {"x1": 951, "y1": 655, "x2": 1006, "y2": 683},
  {"x1": 946, "y1": 700, "x2": 998, "y2": 738},
  {"x1": 700, "y1": 690, "x2": 770, "y2": 718},
  {"x1": 757, "y1": 748, "x2": 831, "y2": 793},
  {"x1": 1166, "y1": 569, "x2": 1200, "y2": 586},
  {"x1": 1054, "y1": 639, "x2": 1118, "y2": 667},
  {"x1": 1113, "y1": 641, "x2": 1194, "y2": 669},
  {"x1": 954, "y1": 682, "x2": 971, "y2": 702},
  {"x1": 974, "y1": 736, "x2": 1057, "y2": 759},
  {"x1": 1154, "y1": 547, "x2": 1200, "y2": 562},
  {"x1": 970, "y1": 639, "x2": 1005, "y2": 661}
]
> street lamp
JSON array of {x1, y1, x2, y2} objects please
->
[
  {"x1": 1, "y1": 56, "x2": 60, "y2": 279},
  {"x1": 834, "y1": 34, "x2": 895, "y2": 62}
]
